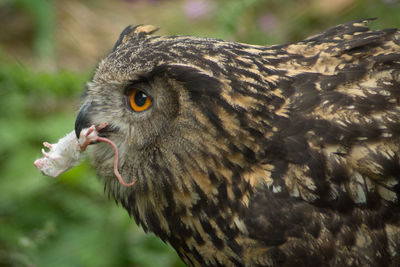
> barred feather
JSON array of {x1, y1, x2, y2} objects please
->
[{"x1": 76, "y1": 19, "x2": 400, "y2": 266}]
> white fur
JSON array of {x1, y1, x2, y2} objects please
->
[{"x1": 34, "y1": 131, "x2": 82, "y2": 177}]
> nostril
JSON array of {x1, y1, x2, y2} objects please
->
[{"x1": 75, "y1": 102, "x2": 92, "y2": 138}]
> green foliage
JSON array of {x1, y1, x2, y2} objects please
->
[
  {"x1": 0, "y1": 58, "x2": 184, "y2": 267},
  {"x1": 3, "y1": 0, "x2": 55, "y2": 58}
]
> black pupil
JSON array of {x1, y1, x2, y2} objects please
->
[{"x1": 134, "y1": 91, "x2": 147, "y2": 107}]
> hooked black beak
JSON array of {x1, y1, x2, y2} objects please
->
[{"x1": 75, "y1": 103, "x2": 92, "y2": 139}]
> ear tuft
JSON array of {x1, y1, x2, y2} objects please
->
[
  {"x1": 113, "y1": 25, "x2": 159, "y2": 51},
  {"x1": 132, "y1": 25, "x2": 159, "y2": 35}
]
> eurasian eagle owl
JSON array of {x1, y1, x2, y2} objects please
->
[{"x1": 74, "y1": 19, "x2": 400, "y2": 266}]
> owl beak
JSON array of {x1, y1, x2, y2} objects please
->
[{"x1": 75, "y1": 103, "x2": 92, "y2": 139}]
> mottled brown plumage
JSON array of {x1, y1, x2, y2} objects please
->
[{"x1": 75, "y1": 19, "x2": 400, "y2": 266}]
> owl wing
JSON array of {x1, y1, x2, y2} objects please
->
[
  {"x1": 238, "y1": 20, "x2": 400, "y2": 265},
  {"x1": 256, "y1": 18, "x2": 400, "y2": 209}
]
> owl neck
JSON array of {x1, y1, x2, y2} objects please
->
[{"x1": 114, "y1": 155, "x2": 253, "y2": 265}]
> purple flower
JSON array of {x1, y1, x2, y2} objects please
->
[
  {"x1": 258, "y1": 13, "x2": 278, "y2": 33},
  {"x1": 184, "y1": 0, "x2": 214, "y2": 20}
]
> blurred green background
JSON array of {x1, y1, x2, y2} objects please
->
[{"x1": 0, "y1": 0, "x2": 399, "y2": 266}]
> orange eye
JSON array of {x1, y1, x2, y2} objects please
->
[{"x1": 129, "y1": 88, "x2": 152, "y2": 112}]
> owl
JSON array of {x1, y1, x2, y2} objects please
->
[{"x1": 74, "y1": 19, "x2": 400, "y2": 266}]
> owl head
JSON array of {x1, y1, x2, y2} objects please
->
[{"x1": 75, "y1": 25, "x2": 271, "y2": 209}]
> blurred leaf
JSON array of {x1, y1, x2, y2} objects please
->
[{"x1": 4, "y1": 0, "x2": 55, "y2": 58}]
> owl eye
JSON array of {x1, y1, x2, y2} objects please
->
[{"x1": 129, "y1": 88, "x2": 152, "y2": 112}]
